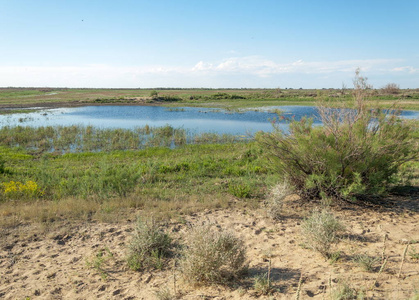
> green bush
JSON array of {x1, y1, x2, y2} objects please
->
[{"x1": 256, "y1": 70, "x2": 417, "y2": 202}]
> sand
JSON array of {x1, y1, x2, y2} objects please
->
[{"x1": 0, "y1": 194, "x2": 418, "y2": 299}]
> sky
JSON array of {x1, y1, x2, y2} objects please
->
[{"x1": 1, "y1": 0, "x2": 418, "y2": 88}]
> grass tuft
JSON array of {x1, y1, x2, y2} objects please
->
[
  {"x1": 352, "y1": 253, "x2": 380, "y2": 272},
  {"x1": 265, "y1": 181, "x2": 292, "y2": 220},
  {"x1": 126, "y1": 217, "x2": 172, "y2": 271},
  {"x1": 180, "y1": 224, "x2": 247, "y2": 286},
  {"x1": 301, "y1": 209, "x2": 345, "y2": 258}
]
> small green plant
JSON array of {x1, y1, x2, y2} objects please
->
[
  {"x1": 127, "y1": 217, "x2": 172, "y2": 271},
  {"x1": 330, "y1": 280, "x2": 360, "y2": 300},
  {"x1": 352, "y1": 254, "x2": 380, "y2": 272},
  {"x1": 301, "y1": 209, "x2": 345, "y2": 258},
  {"x1": 409, "y1": 247, "x2": 419, "y2": 260},
  {"x1": 329, "y1": 251, "x2": 342, "y2": 264},
  {"x1": 253, "y1": 273, "x2": 274, "y2": 295},
  {"x1": 86, "y1": 248, "x2": 113, "y2": 280},
  {"x1": 228, "y1": 182, "x2": 251, "y2": 198},
  {"x1": 180, "y1": 224, "x2": 247, "y2": 286}
]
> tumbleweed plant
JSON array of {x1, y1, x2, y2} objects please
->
[
  {"x1": 180, "y1": 224, "x2": 247, "y2": 286},
  {"x1": 301, "y1": 209, "x2": 345, "y2": 258}
]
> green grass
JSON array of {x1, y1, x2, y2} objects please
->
[
  {"x1": 1, "y1": 87, "x2": 418, "y2": 110},
  {"x1": 0, "y1": 141, "x2": 279, "y2": 226}
]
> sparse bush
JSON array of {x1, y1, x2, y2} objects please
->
[
  {"x1": 352, "y1": 254, "x2": 380, "y2": 272},
  {"x1": 180, "y1": 224, "x2": 247, "y2": 286},
  {"x1": 154, "y1": 286, "x2": 175, "y2": 300},
  {"x1": 256, "y1": 70, "x2": 417, "y2": 202},
  {"x1": 301, "y1": 209, "x2": 345, "y2": 258},
  {"x1": 265, "y1": 181, "x2": 292, "y2": 220},
  {"x1": 253, "y1": 273, "x2": 274, "y2": 295},
  {"x1": 86, "y1": 247, "x2": 113, "y2": 280},
  {"x1": 127, "y1": 217, "x2": 172, "y2": 271},
  {"x1": 330, "y1": 280, "x2": 361, "y2": 300},
  {"x1": 381, "y1": 83, "x2": 400, "y2": 95}
]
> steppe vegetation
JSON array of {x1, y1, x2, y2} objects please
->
[
  {"x1": 0, "y1": 73, "x2": 418, "y2": 299},
  {"x1": 1, "y1": 85, "x2": 419, "y2": 110}
]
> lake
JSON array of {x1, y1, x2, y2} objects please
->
[{"x1": 0, "y1": 105, "x2": 417, "y2": 136}]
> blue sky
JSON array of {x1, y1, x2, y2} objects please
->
[{"x1": 1, "y1": 0, "x2": 418, "y2": 88}]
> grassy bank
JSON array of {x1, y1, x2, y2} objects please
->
[
  {"x1": 1, "y1": 87, "x2": 419, "y2": 110},
  {"x1": 0, "y1": 141, "x2": 279, "y2": 227}
]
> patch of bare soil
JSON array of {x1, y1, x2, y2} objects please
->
[{"x1": 0, "y1": 195, "x2": 418, "y2": 299}]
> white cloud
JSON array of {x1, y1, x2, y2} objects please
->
[
  {"x1": 190, "y1": 56, "x2": 405, "y2": 76},
  {"x1": 391, "y1": 66, "x2": 418, "y2": 73},
  {"x1": 0, "y1": 56, "x2": 416, "y2": 87}
]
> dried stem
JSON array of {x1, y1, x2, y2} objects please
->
[
  {"x1": 371, "y1": 257, "x2": 388, "y2": 290},
  {"x1": 398, "y1": 243, "x2": 409, "y2": 278},
  {"x1": 295, "y1": 272, "x2": 304, "y2": 300}
]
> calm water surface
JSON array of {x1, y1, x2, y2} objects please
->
[{"x1": 0, "y1": 106, "x2": 417, "y2": 135}]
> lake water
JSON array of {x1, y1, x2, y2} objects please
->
[{"x1": 0, "y1": 105, "x2": 418, "y2": 135}]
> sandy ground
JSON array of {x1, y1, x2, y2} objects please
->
[{"x1": 0, "y1": 194, "x2": 418, "y2": 300}]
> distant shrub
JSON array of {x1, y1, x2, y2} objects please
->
[
  {"x1": 381, "y1": 83, "x2": 400, "y2": 95},
  {"x1": 153, "y1": 95, "x2": 182, "y2": 102},
  {"x1": 256, "y1": 70, "x2": 417, "y2": 202},
  {"x1": 180, "y1": 224, "x2": 247, "y2": 286},
  {"x1": 127, "y1": 217, "x2": 172, "y2": 271},
  {"x1": 207, "y1": 92, "x2": 246, "y2": 100},
  {"x1": 301, "y1": 209, "x2": 345, "y2": 258},
  {"x1": 150, "y1": 90, "x2": 159, "y2": 97}
]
